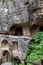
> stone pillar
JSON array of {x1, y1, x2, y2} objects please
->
[{"x1": 23, "y1": 26, "x2": 31, "y2": 36}]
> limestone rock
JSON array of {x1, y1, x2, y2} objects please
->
[{"x1": 1, "y1": 62, "x2": 14, "y2": 65}]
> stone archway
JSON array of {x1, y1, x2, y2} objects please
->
[
  {"x1": 12, "y1": 41, "x2": 18, "y2": 50},
  {"x1": 9, "y1": 25, "x2": 23, "y2": 36},
  {"x1": 2, "y1": 39, "x2": 9, "y2": 47},
  {"x1": 2, "y1": 50, "x2": 9, "y2": 56},
  {"x1": 2, "y1": 50, "x2": 10, "y2": 62}
]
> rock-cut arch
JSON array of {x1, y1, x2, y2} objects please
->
[
  {"x1": 2, "y1": 39, "x2": 9, "y2": 46},
  {"x1": 2, "y1": 50, "x2": 10, "y2": 62},
  {"x1": 9, "y1": 26, "x2": 23, "y2": 36},
  {"x1": 2, "y1": 50, "x2": 10, "y2": 56}
]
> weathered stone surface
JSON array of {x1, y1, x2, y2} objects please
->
[
  {"x1": 0, "y1": 0, "x2": 42, "y2": 32},
  {"x1": 0, "y1": 34, "x2": 32, "y2": 60},
  {"x1": 1, "y1": 62, "x2": 14, "y2": 65}
]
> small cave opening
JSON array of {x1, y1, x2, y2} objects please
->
[
  {"x1": 2, "y1": 50, "x2": 10, "y2": 62},
  {"x1": 2, "y1": 50, "x2": 9, "y2": 56},
  {"x1": 39, "y1": 26, "x2": 43, "y2": 31},
  {"x1": 15, "y1": 26, "x2": 23, "y2": 36},
  {"x1": 9, "y1": 26, "x2": 23, "y2": 36},
  {"x1": 2, "y1": 40, "x2": 9, "y2": 46}
]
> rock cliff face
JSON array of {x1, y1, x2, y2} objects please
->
[
  {"x1": 0, "y1": 0, "x2": 43, "y2": 32},
  {"x1": 0, "y1": 0, "x2": 29, "y2": 32},
  {"x1": 0, "y1": 34, "x2": 32, "y2": 60},
  {"x1": 0, "y1": 0, "x2": 43, "y2": 61}
]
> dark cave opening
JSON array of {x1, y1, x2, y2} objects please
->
[
  {"x1": 15, "y1": 26, "x2": 23, "y2": 36},
  {"x1": 40, "y1": 26, "x2": 43, "y2": 31}
]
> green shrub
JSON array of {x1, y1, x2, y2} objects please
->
[{"x1": 26, "y1": 32, "x2": 43, "y2": 62}]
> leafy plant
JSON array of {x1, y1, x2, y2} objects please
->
[{"x1": 26, "y1": 32, "x2": 43, "y2": 62}]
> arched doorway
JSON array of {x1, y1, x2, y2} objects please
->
[
  {"x1": 9, "y1": 26, "x2": 23, "y2": 36},
  {"x1": 15, "y1": 26, "x2": 23, "y2": 36},
  {"x1": 12, "y1": 41, "x2": 18, "y2": 50},
  {"x1": 2, "y1": 40, "x2": 9, "y2": 47},
  {"x1": 2, "y1": 50, "x2": 9, "y2": 56},
  {"x1": 2, "y1": 50, "x2": 10, "y2": 62}
]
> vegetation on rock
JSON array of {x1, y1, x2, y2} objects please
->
[
  {"x1": 26, "y1": 32, "x2": 43, "y2": 62},
  {"x1": 8, "y1": 32, "x2": 43, "y2": 64}
]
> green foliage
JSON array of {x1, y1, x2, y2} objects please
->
[
  {"x1": 26, "y1": 32, "x2": 43, "y2": 62},
  {"x1": 8, "y1": 57, "x2": 14, "y2": 63},
  {"x1": 33, "y1": 32, "x2": 43, "y2": 42}
]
